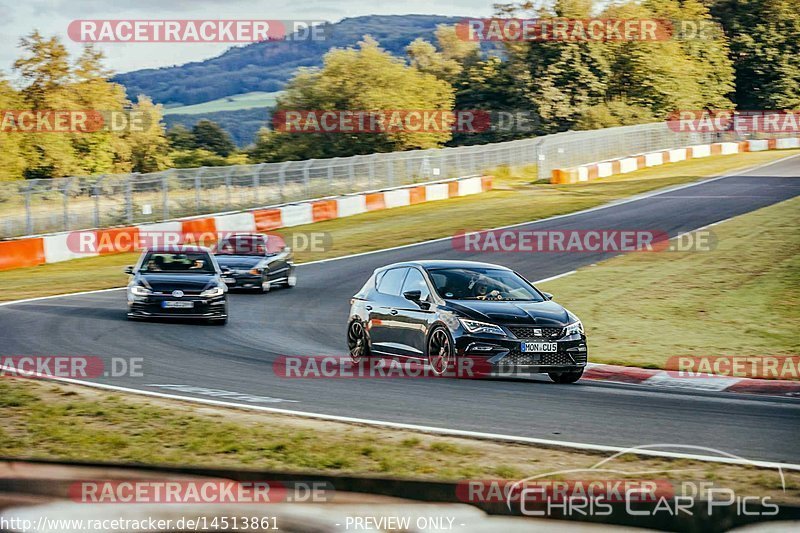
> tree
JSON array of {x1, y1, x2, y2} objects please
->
[
  {"x1": 70, "y1": 45, "x2": 132, "y2": 175},
  {"x1": 406, "y1": 25, "x2": 481, "y2": 83},
  {"x1": 0, "y1": 80, "x2": 28, "y2": 180},
  {"x1": 14, "y1": 31, "x2": 79, "y2": 179},
  {"x1": 166, "y1": 124, "x2": 196, "y2": 151},
  {"x1": 711, "y1": 0, "x2": 800, "y2": 108},
  {"x1": 126, "y1": 96, "x2": 172, "y2": 173},
  {"x1": 500, "y1": 0, "x2": 610, "y2": 133},
  {"x1": 251, "y1": 36, "x2": 455, "y2": 162},
  {"x1": 191, "y1": 120, "x2": 236, "y2": 157}
]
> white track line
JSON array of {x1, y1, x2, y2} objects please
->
[{"x1": 3, "y1": 366, "x2": 799, "y2": 471}]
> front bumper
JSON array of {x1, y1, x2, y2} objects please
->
[
  {"x1": 223, "y1": 272, "x2": 262, "y2": 289},
  {"x1": 454, "y1": 331, "x2": 587, "y2": 375},
  {"x1": 128, "y1": 294, "x2": 228, "y2": 320}
]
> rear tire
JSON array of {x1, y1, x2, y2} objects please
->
[
  {"x1": 548, "y1": 369, "x2": 583, "y2": 384},
  {"x1": 348, "y1": 321, "x2": 370, "y2": 363}
]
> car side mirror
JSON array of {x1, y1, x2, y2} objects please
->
[
  {"x1": 543, "y1": 292, "x2": 554, "y2": 300},
  {"x1": 124, "y1": 266, "x2": 134, "y2": 275},
  {"x1": 403, "y1": 290, "x2": 422, "y2": 301},
  {"x1": 220, "y1": 266, "x2": 232, "y2": 274}
]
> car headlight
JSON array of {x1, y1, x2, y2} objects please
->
[
  {"x1": 201, "y1": 286, "x2": 225, "y2": 298},
  {"x1": 249, "y1": 268, "x2": 261, "y2": 275},
  {"x1": 564, "y1": 320, "x2": 584, "y2": 336},
  {"x1": 459, "y1": 318, "x2": 506, "y2": 336},
  {"x1": 129, "y1": 285, "x2": 151, "y2": 297}
]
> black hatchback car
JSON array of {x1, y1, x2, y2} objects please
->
[
  {"x1": 347, "y1": 260, "x2": 587, "y2": 382},
  {"x1": 212, "y1": 233, "x2": 296, "y2": 292},
  {"x1": 125, "y1": 246, "x2": 229, "y2": 324}
]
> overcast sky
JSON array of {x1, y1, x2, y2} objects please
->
[{"x1": 0, "y1": 0, "x2": 497, "y2": 80}]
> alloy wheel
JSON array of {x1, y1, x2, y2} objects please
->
[
  {"x1": 348, "y1": 321, "x2": 368, "y2": 363},
  {"x1": 428, "y1": 328, "x2": 452, "y2": 376}
]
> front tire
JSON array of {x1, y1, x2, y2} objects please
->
[
  {"x1": 348, "y1": 321, "x2": 370, "y2": 363},
  {"x1": 260, "y1": 278, "x2": 271, "y2": 293},
  {"x1": 285, "y1": 267, "x2": 297, "y2": 288},
  {"x1": 548, "y1": 369, "x2": 583, "y2": 384},
  {"x1": 427, "y1": 326, "x2": 454, "y2": 377}
]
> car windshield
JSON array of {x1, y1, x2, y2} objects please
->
[
  {"x1": 426, "y1": 267, "x2": 544, "y2": 301},
  {"x1": 214, "y1": 236, "x2": 268, "y2": 256},
  {"x1": 140, "y1": 252, "x2": 215, "y2": 273}
]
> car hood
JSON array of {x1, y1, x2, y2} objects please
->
[
  {"x1": 214, "y1": 255, "x2": 264, "y2": 269},
  {"x1": 446, "y1": 299, "x2": 571, "y2": 326},
  {"x1": 137, "y1": 273, "x2": 218, "y2": 293}
]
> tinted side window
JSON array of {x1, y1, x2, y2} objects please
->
[
  {"x1": 376, "y1": 268, "x2": 408, "y2": 296},
  {"x1": 401, "y1": 268, "x2": 431, "y2": 301}
]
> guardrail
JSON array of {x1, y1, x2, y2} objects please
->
[{"x1": 0, "y1": 122, "x2": 754, "y2": 239}]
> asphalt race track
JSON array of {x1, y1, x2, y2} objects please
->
[{"x1": 3, "y1": 156, "x2": 800, "y2": 464}]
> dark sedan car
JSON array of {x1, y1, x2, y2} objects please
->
[
  {"x1": 212, "y1": 233, "x2": 296, "y2": 292},
  {"x1": 125, "y1": 246, "x2": 229, "y2": 324},
  {"x1": 347, "y1": 260, "x2": 587, "y2": 383}
]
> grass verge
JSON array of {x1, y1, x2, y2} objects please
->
[
  {"x1": 0, "y1": 378, "x2": 797, "y2": 502},
  {"x1": 1, "y1": 149, "x2": 797, "y2": 303},
  {"x1": 539, "y1": 196, "x2": 800, "y2": 371}
]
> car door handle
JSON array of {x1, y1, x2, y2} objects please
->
[
  {"x1": 365, "y1": 306, "x2": 372, "y2": 311},
  {"x1": 390, "y1": 309, "x2": 398, "y2": 315}
]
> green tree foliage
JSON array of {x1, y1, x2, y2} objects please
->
[
  {"x1": 165, "y1": 125, "x2": 196, "y2": 151},
  {"x1": 14, "y1": 31, "x2": 80, "y2": 179},
  {"x1": 711, "y1": 0, "x2": 800, "y2": 108},
  {"x1": 190, "y1": 120, "x2": 236, "y2": 157},
  {"x1": 406, "y1": 25, "x2": 481, "y2": 83},
  {"x1": 8, "y1": 32, "x2": 172, "y2": 180},
  {"x1": 71, "y1": 45, "x2": 132, "y2": 175},
  {"x1": 127, "y1": 95, "x2": 172, "y2": 173},
  {"x1": 485, "y1": 0, "x2": 734, "y2": 136},
  {"x1": 250, "y1": 37, "x2": 454, "y2": 162},
  {"x1": 0, "y1": 79, "x2": 28, "y2": 180}
]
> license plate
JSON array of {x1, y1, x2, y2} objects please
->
[
  {"x1": 521, "y1": 341, "x2": 557, "y2": 353},
  {"x1": 222, "y1": 277, "x2": 235, "y2": 283},
  {"x1": 162, "y1": 301, "x2": 194, "y2": 309}
]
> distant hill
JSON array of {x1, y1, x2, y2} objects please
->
[
  {"x1": 163, "y1": 108, "x2": 271, "y2": 147},
  {"x1": 115, "y1": 15, "x2": 463, "y2": 107}
]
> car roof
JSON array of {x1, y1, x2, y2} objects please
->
[
  {"x1": 220, "y1": 233, "x2": 266, "y2": 239},
  {"x1": 378, "y1": 260, "x2": 512, "y2": 271},
  {"x1": 145, "y1": 245, "x2": 211, "y2": 253}
]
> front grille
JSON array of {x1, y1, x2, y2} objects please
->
[
  {"x1": 507, "y1": 326, "x2": 563, "y2": 339},
  {"x1": 500, "y1": 350, "x2": 586, "y2": 366}
]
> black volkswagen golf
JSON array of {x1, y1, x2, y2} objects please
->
[
  {"x1": 125, "y1": 245, "x2": 229, "y2": 324},
  {"x1": 347, "y1": 260, "x2": 587, "y2": 382}
]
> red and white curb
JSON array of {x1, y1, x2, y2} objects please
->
[{"x1": 584, "y1": 363, "x2": 800, "y2": 398}]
